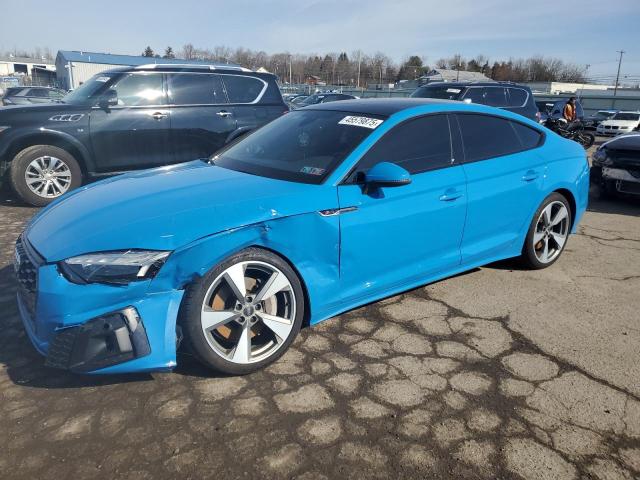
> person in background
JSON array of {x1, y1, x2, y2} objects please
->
[{"x1": 563, "y1": 97, "x2": 577, "y2": 122}]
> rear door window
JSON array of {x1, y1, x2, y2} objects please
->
[
  {"x1": 168, "y1": 73, "x2": 226, "y2": 105},
  {"x1": 484, "y1": 87, "x2": 508, "y2": 107},
  {"x1": 457, "y1": 114, "x2": 524, "y2": 162},
  {"x1": 507, "y1": 88, "x2": 528, "y2": 107},
  {"x1": 222, "y1": 75, "x2": 265, "y2": 104},
  {"x1": 353, "y1": 114, "x2": 452, "y2": 177}
]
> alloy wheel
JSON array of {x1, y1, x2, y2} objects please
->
[
  {"x1": 24, "y1": 156, "x2": 72, "y2": 198},
  {"x1": 200, "y1": 261, "x2": 296, "y2": 364},
  {"x1": 533, "y1": 201, "x2": 569, "y2": 264}
]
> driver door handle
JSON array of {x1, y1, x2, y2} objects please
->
[
  {"x1": 522, "y1": 170, "x2": 540, "y2": 182},
  {"x1": 151, "y1": 111, "x2": 168, "y2": 120},
  {"x1": 439, "y1": 188, "x2": 463, "y2": 202},
  {"x1": 216, "y1": 110, "x2": 233, "y2": 117}
]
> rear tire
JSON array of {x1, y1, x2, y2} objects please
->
[
  {"x1": 9, "y1": 145, "x2": 82, "y2": 206},
  {"x1": 577, "y1": 132, "x2": 595, "y2": 149},
  {"x1": 520, "y1": 193, "x2": 572, "y2": 270},
  {"x1": 180, "y1": 248, "x2": 305, "y2": 375}
]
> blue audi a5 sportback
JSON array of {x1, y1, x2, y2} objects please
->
[{"x1": 15, "y1": 98, "x2": 589, "y2": 375}]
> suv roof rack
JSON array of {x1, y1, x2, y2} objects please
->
[{"x1": 134, "y1": 64, "x2": 253, "y2": 72}]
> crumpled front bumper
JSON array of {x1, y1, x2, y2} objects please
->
[{"x1": 16, "y1": 241, "x2": 184, "y2": 374}]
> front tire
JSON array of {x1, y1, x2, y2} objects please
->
[
  {"x1": 9, "y1": 145, "x2": 82, "y2": 206},
  {"x1": 520, "y1": 193, "x2": 572, "y2": 270},
  {"x1": 180, "y1": 248, "x2": 305, "y2": 375}
]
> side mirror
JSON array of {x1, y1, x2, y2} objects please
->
[
  {"x1": 364, "y1": 162, "x2": 411, "y2": 188},
  {"x1": 98, "y1": 89, "x2": 118, "y2": 108}
]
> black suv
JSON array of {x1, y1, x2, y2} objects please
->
[
  {"x1": 0, "y1": 64, "x2": 287, "y2": 205},
  {"x1": 410, "y1": 81, "x2": 538, "y2": 121}
]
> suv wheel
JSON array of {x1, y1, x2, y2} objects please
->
[{"x1": 10, "y1": 145, "x2": 82, "y2": 206}]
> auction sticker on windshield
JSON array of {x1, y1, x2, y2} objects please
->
[{"x1": 338, "y1": 116, "x2": 383, "y2": 129}]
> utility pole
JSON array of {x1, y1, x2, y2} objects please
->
[
  {"x1": 614, "y1": 50, "x2": 625, "y2": 97},
  {"x1": 288, "y1": 54, "x2": 292, "y2": 85},
  {"x1": 613, "y1": 50, "x2": 625, "y2": 109},
  {"x1": 357, "y1": 51, "x2": 361, "y2": 89}
]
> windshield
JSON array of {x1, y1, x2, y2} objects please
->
[
  {"x1": 612, "y1": 112, "x2": 640, "y2": 121},
  {"x1": 411, "y1": 85, "x2": 463, "y2": 100},
  {"x1": 213, "y1": 110, "x2": 384, "y2": 184},
  {"x1": 596, "y1": 111, "x2": 615, "y2": 119},
  {"x1": 62, "y1": 73, "x2": 117, "y2": 105}
]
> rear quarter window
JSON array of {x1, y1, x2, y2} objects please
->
[
  {"x1": 222, "y1": 75, "x2": 266, "y2": 104},
  {"x1": 511, "y1": 122, "x2": 543, "y2": 149}
]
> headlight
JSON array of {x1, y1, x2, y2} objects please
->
[{"x1": 59, "y1": 250, "x2": 170, "y2": 285}]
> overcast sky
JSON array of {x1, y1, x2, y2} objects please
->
[{"x1": 1, "y1": 0, "x2": 638, "y2": 80}]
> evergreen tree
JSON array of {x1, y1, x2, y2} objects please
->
[
  {"x1": 142, "y1": 46, "x2": 154, "y2": 57},
  {"x1": 163, "y1": 46, "x2": 175, "y2": 59}
]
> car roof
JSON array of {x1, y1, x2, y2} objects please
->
[
  {"x1": 99, "y1": 64, "x2": 274, "y2": 78},
  {"x1": 303, "y1": 98, "x2": 460, "y2": 116},
  {"x1": 602, "y1": 133, "x2": 640, "y2": 151},
  {"x1": 417, "y1": 81, "x2": 531, "y2": 90}
]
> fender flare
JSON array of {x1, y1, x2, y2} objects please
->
[{"x1": 1, "y1": 128, "x2": 94, "y2": 173}]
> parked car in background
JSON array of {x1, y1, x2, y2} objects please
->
[
  {"x1": 2, "y1": 86, "x2": 66, "y2": 106},
  {"x1": 591, "y1": 133, "x2": 640, "y2": 198},
  {"x1": 15, "y1": 98, "x2": 589, "y2": 375},
  {"x1": 289, "y1": 95, "x2": 309, "y2": 107},
  {"x1": 0, "y1": 64, "x2": 288, "y2": 206},
  {"x1": 596, "y1": 111, "x2": 640, "y2": 136},
  {"x1": 410, "y1": 81, "x2": 539, "y2": 121},
  {"x1": 290, "y1": 92, "x2": 357, "y2": 109},
  {"x1": 583, "y1": 110, "x2": 617, "y2": 130}
]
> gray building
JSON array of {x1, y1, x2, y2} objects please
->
[
  {"x1": 419, "y1": 68, "x2": 491, "y2": 84},
  {"x1": 55, "y1": 50, "x2": 239, "y2": 90}
]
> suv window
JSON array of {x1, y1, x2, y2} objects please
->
[
  {"x1": 111, "y1": 73, "x2": 164, "y2": 106},
  {"x1": 222, "y1": 75, "x2": 264, "y2": 103},
  {"x1": 508, "y1": 88, "x2": 528, "y2": 107},
  {"x1": 168, "y1": 73, "x2": 226, "y2": 105},
  {"x1": 354, "y1": 114, "x2": 452, "y2": 177},
  {"x1": 462, "y1": 87, "x2": 485, "y2": 103},
  {"x1": 27, "y1": 88, "x2": 49, "y2": 97},
  {"x1": 484, "y1": 87, "x2": 508, "y2": 107},
  {"x1": 457, "y1": 114, "x2": 526, "y2": 162}
]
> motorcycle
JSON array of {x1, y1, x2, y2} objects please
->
[{"x1": 544, "y1": 117, "x2": 595, "y2": 149}]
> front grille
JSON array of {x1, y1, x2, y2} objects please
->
[
  {"x1": 14, "y1": 236, "x2": 38, "y2": 316},
  {"x1": 618, "y1": 180, "x2": 640, "y2": 195}
]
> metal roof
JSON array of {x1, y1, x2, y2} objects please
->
[
  {"x1": 0, "y1": 55, "x2": 54, "y2": 65},
  {"x1": 56, "y1": 50, "x2": 238, "y2": 68},
  {"x1": 420, "y1": 68, "x2": 491, "y2": 83}
]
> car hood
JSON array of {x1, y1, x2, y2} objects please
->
[
  {"x1": 0, "y1": 102, "x2": 81, "y2": 115},
  {"x1": 600, "y1": 119, "x2": 639, "y2": 127},
  {"x1": 25, "y1": 161, "x2": 334, "y2": 261}
]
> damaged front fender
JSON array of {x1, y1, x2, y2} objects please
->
[{"x1": 150, "y1": 211, "x2": 341, "y2": 325}]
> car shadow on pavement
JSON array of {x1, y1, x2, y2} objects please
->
[{"x1": 0, "y1": 265, "x2": 154, "y2": 389}]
